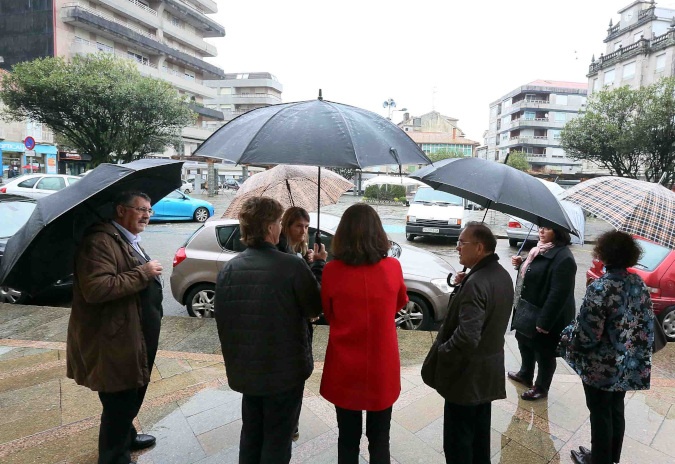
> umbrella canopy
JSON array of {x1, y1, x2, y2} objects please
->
[
  {"x1": 411, "y1": 157, "x2": 579, "y2": 235},
  {"x1": 0, "y1": 159, "x2": 183, "y2": 293},
  {"x1": 222, "y1": 164, "x2": 353, "y2": 219},
  {"x1": 362, "y1": 175, "x2": 427, "y2": 189},
  {"x1": 559, "y1": 176, "x2": 675, "y2": 249},
  {"x1": 193, "y1": 97, "x2": 432, "y2": 169}
]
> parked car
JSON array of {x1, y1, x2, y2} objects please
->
[
  {"x1": 405, "y1": 187, "x2": 465, "y2": 242},
  {"x1": 587, "y1": 236, "x2": 675, "y2": 342},
  {"x1": 150, "y1": 190, "x2": 214, "y2": 223},
  {"x1": 170, "y1": 213, "x2": 456, "y2": 330},
  {"x1": 0, "y1": 174, "x2": 82, "y2": 199},
  {"x1": 222, "y1": 178, "x2": 240, "y2": 190},
  {"x1": 0, "y1": 194, "x2": 72, "y2": 304},
  {"x1": 180, "y1": 181, "x2": 193, "y2": 194}
]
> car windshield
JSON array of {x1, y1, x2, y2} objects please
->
[
  {"x1": 0, "y1": 201, "x2": 36, "y2": 238},
  {"x1": 634, "y1": 238, "x2": 671, "y2": 271},
  {"x1": 413, "y1": 188, "x2": 463, "y2": 206}
]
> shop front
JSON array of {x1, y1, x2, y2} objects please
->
[
  {"x1": 58, "y1": 152, "x2": 91, "y2": 175},
  {"x1": 0, "y1": 141, "x2": 25, "y2": 179}
]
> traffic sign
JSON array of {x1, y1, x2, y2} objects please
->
[{"x1": 24, "y1": 136, "x2": 36, "y2": 150}]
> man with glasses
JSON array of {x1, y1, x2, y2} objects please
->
[
  {"x1": 428, "y1": 222, "x2": 514, "y2": 463},
  {"x1": 67, "y1": 191, "x2": 164, "y2": 464}
]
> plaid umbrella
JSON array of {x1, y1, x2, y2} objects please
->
[
  {"x1": 223, "y1": 164, "x2": 354, "y2": 219},
  {"x1": 560, "y1": 176, "x2": 675, "y2": 249}
]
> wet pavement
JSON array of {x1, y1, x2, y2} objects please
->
[{"x1": 0, "y1": 303, "x2": 674, "y2": 464}]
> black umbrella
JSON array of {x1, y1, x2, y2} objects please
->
[
  {"x1": 0, "y1": 159, "x2": 183, "y2": 294},
  {"x1": 410, "y1": 157, "x2": 579, "y2": 235},
  {"x1": 194, "y1": 92, "x2": 431, "y2": 238}
]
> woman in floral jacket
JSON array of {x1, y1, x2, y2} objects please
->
[{"x1": 560, "y1": 231, "x2": 654, "y2": 464}]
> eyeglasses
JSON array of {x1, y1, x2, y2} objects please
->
[
  {"x1": 457, "y1": 240, "x2": 478, "y2": 247},
  {"x1": 123, "y1": 205, "x2": 154, "y2": 216}
]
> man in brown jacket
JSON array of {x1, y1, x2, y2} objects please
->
[
  {"x1": 66, "y1": 191, "x2": 163, "y2": 464},
  {"x1": 434, "y1": 222, "x2": 514, "y2": 463}
]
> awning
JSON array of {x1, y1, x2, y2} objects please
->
[
  {"x1": 58, "y1": 152, "x2": 92, "y2": 161},
  {"x1": 34, "y1": 145, "x2": 58, "y2": 155}
]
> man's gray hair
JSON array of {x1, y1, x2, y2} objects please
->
[{"x1": 463, "y1": 222, "x2": 497, "y2": 253}]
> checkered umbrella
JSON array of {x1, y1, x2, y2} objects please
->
[
  {"x1": 560, "y1": 176, "x2": 675, "y2": 249},
  {"x1": 223, "y1": 164, "x2": 354, "y2": 219}
]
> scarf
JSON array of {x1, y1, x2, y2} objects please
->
[{"x1": 520, "y1": 241, "x2": 555, "y2": 277}]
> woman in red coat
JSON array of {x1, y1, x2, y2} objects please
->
[{"x1": 320, "y1": 203, "x2": 408, "y2": 464}]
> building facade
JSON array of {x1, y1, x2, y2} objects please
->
[
  {"x1": 204, "y1": 72, "x2": 283, "y2": 126},
  {"x1": 485, "y1": 80, "x2": 587, "y2": 174},
  {"x1": 398, "y1": 111, "x2": 479, "y2": 159},
  {"x1": 588, "y1": 1, "x2": 675, "y2": 94},
  {"x1": 0, "y1": 0, "x2": 226, "y2": 172}
]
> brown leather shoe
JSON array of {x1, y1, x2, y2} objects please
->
[
  {"x1": 507, "y1": 371, "x2": 533, "y2": 388},
  {"x1": 521, "y1": 386, "x2": 548, "y2": 401}
]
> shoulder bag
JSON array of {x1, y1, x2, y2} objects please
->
[{"x1": 511, "y1": 298, "x2": 540, "y2": 338}]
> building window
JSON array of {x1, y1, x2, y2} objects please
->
[
  {"x1": 556, "y1": 95, "x2": 568, "y2": 105},
  {"x1": 656, "y1": 53, "x2": 666, "y2": 72},
  {"x1": 171, "y1": 15, "x2": 182, "y2": 28},
  {"x1": 523, "y1": 111, "x2": 535, "y2": 120},
  {"x1": 623, "y1": 61, "x2": 635, "y2": 80},
  {"x1": 219, "y1": 87, "x2": 232, "y2": 95},
  {"x1": 634, "y1": 31, "x2": 643, "y2": 43},
  {"x1": 184, "y1": 70, "x2": 195, "y2": 81},
  {"x1": 551, "y1": 130, "x2": 561, "y2": 140},
  {"x1": 127, "y1": 50, "x2": 149, "y2": 66},
  {"x1": 236, "y1": 73, "x2": 249, "y2": 79},
  {"x1": 554, "y1": 112, "x2": 566, "y2": 122},
  {"x1": 501, "y1": 115, "x2": 510, "y2": 126},
  {"x1": 96, "y1": 41, "x2": 114, "y2": 54},
  {"x1": 593, "y1": 79, "x2": 599, "y2": 91},
  {"x1": 604, "y1": 68, "x2": 615, "y2": 86}
]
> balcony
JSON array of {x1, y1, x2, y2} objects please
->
[
  {"x1": 588, "y1": 33, "x2": 672, "y2": 76},
  {"x1": 69, "y1": 38, "x2": 217, "y2": 99},
  {"x1": 96, "y1": 0, "x2": 160, "y2": 29},
  {"x1": 506, "y1": 136, "x2": 559, "y2": 147},
  {"x1": 62, "y1": 3, "x2": 225, "y2": 78},
  {"x1": 510, "y1": 119, "x2": 565, "y2": 129},
  {"x1": 227, "y1": 93, "x2": 283, "y2": 105},
  {"x1": 504, "y1": 100, "x2": 572, "y2": 114},
  {"x1": 163, "y1": 21, "x2": 217, "y2": 57},
  {"x1": 182, "y1": 125, "x2": 218, "y2": 142},
  {"x1": 605, "y1": 6, "x2": 655, "y2": 43},
  {"x1": 163, "y1": 0, "x2": 226, "y2": 37}
]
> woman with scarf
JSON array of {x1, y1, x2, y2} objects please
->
[{"x1": 508, "y1": 226, "x2": 577, "y2": 400}]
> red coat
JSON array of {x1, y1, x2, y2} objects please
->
[{"x1": 320, "y1": 257, "x2": 408, "y2": 411}]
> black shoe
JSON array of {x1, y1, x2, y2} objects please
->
[
  {"x1": 579, "y1": 446, "x2": 591, "y2": 456},
  {"x1": 571, "y1": 449, "x2": 591, "y2": 464},
  {"x1": 521, "y1": 386, "x2": 548, "y2": 401},
  {"x1": 130, "y1": 434, "x2": 156, "y2": 451},
  {"x1": 507, "y1": 371, "x2": 533, "y2": 388}
]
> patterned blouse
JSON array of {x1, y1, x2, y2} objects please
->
[{"x1": 560, "y1": 269, "x2": 654, "y2": 392}]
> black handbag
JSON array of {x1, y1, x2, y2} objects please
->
[
  {"x1": 511, "y1": 298, "x2": 540, "y2": 338},
  {"x1": 421, "y1": 340, "x2": 439, "y2": 388},
  {"x1": 654, "y1": 319, "x2": 668, "y2": 353}
]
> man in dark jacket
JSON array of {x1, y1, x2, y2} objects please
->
[
  {"x1": 215, "y1": 197, "x2": 324, "y2": 464},
  {"x1": 434, "y1": 222, "x2": 514, "y2": 463},
  {"x1": 67, "y1": 191, "x2": 163, "y2": 464}
]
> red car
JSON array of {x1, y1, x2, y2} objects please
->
[{"x1": 587, "y1": 236, "x2": 675, "y2": 342}]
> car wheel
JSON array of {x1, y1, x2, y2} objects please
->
[
  {"x1": 396, "y1": 294, "x2": 431, "y2": 330},
  {"x1": 406, "y1": 233, "x2": 416, "y2": 242},
  {"x1": 0, "y1": 286, "x2": 27, "y2": 304},
  {"x1": 186, "y1": 284, "x2": 215, "y2": 318},
  {"x1": 508, "y1": 238, "x2": 519, "y2": 247},
  {"x1": 659, "y1": 307, "x2": 675, "y2": 342},
  {"x1": 193, "y1": 207, "x2": 210, "y2": 223}
]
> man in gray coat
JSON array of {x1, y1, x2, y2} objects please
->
[{"x1": 435, "y1": 222, "x2": 514, "y2": 463}]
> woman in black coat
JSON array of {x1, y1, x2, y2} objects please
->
[{"x1": 509, "y1": 226, "x2": 577, "y2": 400}]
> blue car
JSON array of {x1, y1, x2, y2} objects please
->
[{"x1": 150, "y1": 190, "x2": 215, "y2": 223}]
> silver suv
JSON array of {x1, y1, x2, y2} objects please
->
[{"x1": 170, "y1": 213, "x2": 456, "y2": 330}]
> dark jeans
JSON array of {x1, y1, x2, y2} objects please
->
[
  {"x1": 335, "y1": 406, "x2": 392, "y2": 464},
  {"x1": 443, "y1": 401, "x2": 491, "y2": 464},
  {"x1": 239, "y1": 384, "x2": 304, "y2": 464},
  {"x1": 583, "y1": 383, "x2": 626, "y2": 464},
  {"x1": 516, "y1": 332, "x2": 557, "y2": 392},
  {"x1": 98, "y1": 385, "x2": 148, "y2": 464}
]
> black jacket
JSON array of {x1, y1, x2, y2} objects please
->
[
  {"x1": 516, "y1": 245, "x2": 577, "y2": 337},
  {"x1": 214, "y1": 242, "x2": 322, "y2": 396}
]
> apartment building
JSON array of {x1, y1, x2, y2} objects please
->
[
  {"x1": 204, "y1": 72, "x2": 283, "y2": 127},
  {"x1": 398, "y1": 111, "x2": 479, "y2": 158},
  {"x1": 0, "y1": 0, "x2": 226, "y2": 174},
  {"x1": 485, "y1": 80, "x2": 587, "y2": 174},
  {"x1": 588, "y1": 1, "x2": 675, "y2": 94}
]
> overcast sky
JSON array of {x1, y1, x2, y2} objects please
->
[{"x1": 206, "y1": 0, "x2": 675, "y2": 143}]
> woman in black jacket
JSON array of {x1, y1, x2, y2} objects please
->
[{"x1": 509, "y1": 226, "x2": 577, "y2": 400}]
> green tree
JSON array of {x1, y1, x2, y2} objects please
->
[
  {"x1": 560, "y1": 85, "x2": 644, "y2": 179},
  {"x1": 426, "y1": 148, "x2": 465, "y2": 163},
  {"x1": 0, "y1": 54, "x2": 195, "y2": 166},
  {"x1": 505, "y1": 151, "x2": 530, "y2": 171}
]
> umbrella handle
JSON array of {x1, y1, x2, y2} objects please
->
[{"x1": 314, "y1": 229, "x2": 322, "y2": 245}]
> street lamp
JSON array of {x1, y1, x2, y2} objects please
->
[{"x1": 382, "y1": 98, "x2": 407, "y2": 120}]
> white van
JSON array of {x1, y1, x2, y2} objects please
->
[{"x1": 405, "y1": 187, "x2": 465, "y2": 241}]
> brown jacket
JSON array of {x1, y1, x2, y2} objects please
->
[
  {"x1": 434, "y1": 254, "x2": 514, "y2": 405},
  {"x1": 66, "y1": 222, "x2": 152, "y2": 392}
]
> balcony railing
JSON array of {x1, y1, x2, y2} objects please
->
[
  {"x1": 235, "y1": 92, "x2": 282, "y2": 101},
  {"x1": 126, "y1": 0, "x2": 157, "y2": 16},
  {"x1": 63, "y1": 2, "x2": 157, "y2": 40},
  {"x1": 589, "y1": 32, "x2": 671, "y2": 75},
  {"x1": 72, "y1": 36, "x2": 159, "y2": 68}
]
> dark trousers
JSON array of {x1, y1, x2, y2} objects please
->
[
  {"x1": 239, "y1": 384, "x2": 304, "y2": 464},
  {"x1": 334, "y1": 406, "x2": 392, "y2": 464},
  {"x1": 583, "y1": 383, "x2": 626, "y2": 464},
  {"x1": 98, "y1": 385, "x2": 148, "y2": 464},
  {"x1": 516, "y1": 333, "x2": 557, "y2": 392},
  {"x1": 443, "y1": 401, "x2": 492, "y2": 464}
]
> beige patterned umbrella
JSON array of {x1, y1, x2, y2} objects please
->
[{"x1": 223, "y1": 164, "x2": 354, "y2": 218}]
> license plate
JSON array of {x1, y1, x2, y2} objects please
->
[{"x1": 422, "y1": 227, "x2": 440, "y2": 233}]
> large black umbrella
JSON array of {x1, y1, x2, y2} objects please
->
[
  {"x1": 0, "y1": 159, "x2": 183, "y2": 294},
  {"x1": 410, "y1": 157, "x2": 579, "y2": 235}
]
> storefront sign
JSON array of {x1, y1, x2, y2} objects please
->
[
  {"x1": 0, "y1": 141, "x2": 26, "y2": 152},
  {"x1": 46, "y1": 154, "x2": 57, "y2": 174}
]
